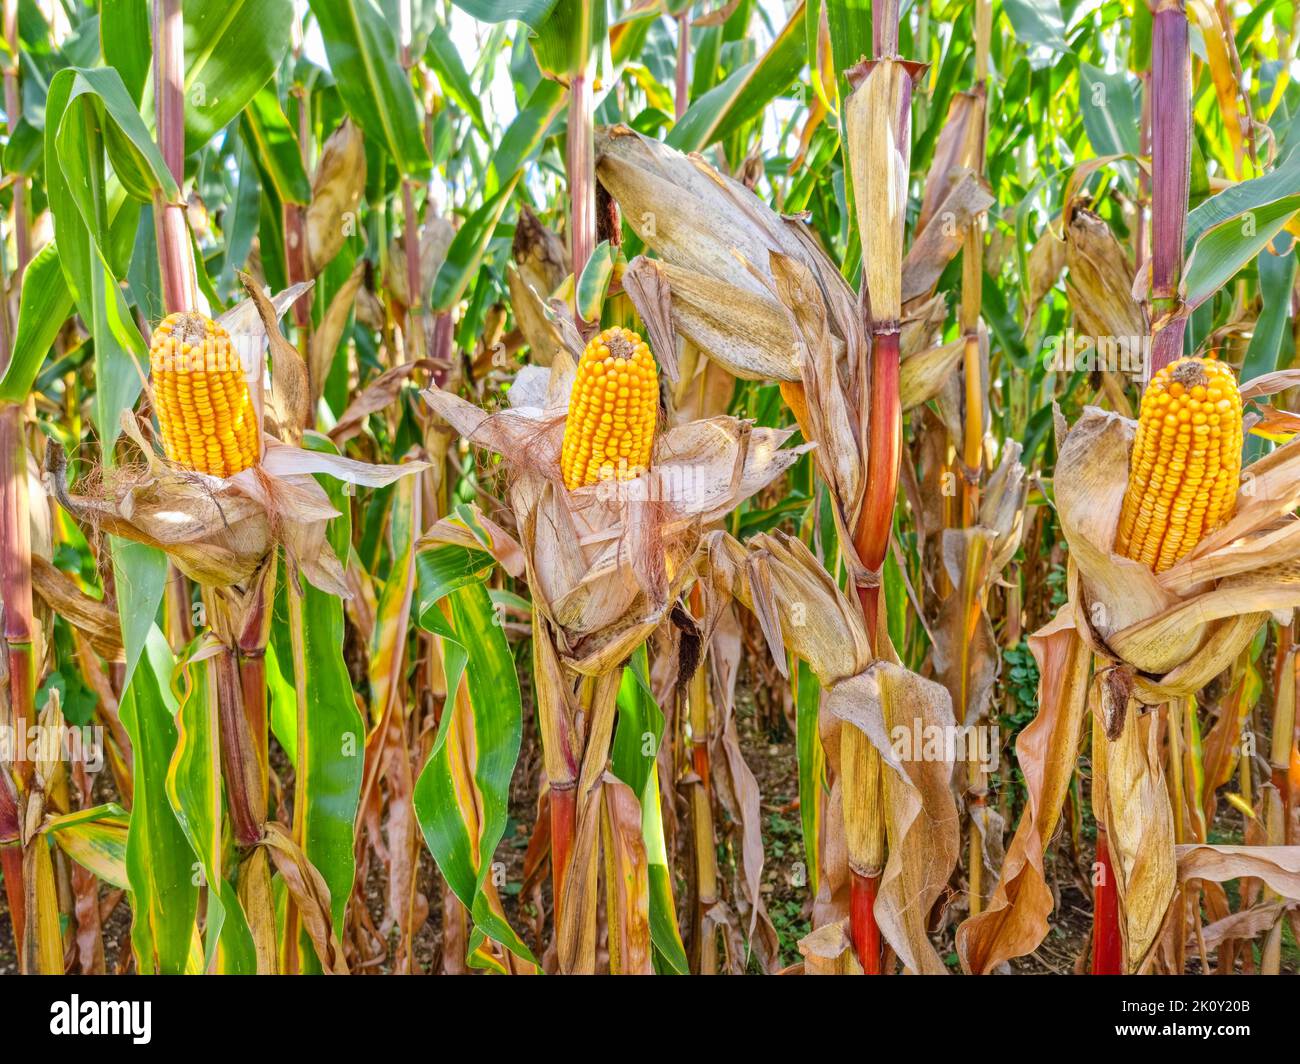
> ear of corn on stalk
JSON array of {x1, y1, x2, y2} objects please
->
[
  {"x1": 1115, "y1": 355, "x2": 1242, "y2": 572},
  {"x1": 150, "y1": 312, "x2": 260, "y2": 478},
  {"x1": 560, "y1": 326, "x2": 658, "y2": 488}
]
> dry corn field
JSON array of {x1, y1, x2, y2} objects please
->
[{"x1": 2, "y1": 0, "x2": 1300, "y2": 984}]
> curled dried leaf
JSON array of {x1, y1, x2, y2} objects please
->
[{"x1": 306, "y1": 119, "x2": 366, "y2": 276}]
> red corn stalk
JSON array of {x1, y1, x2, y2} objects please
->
[
  {"x1": 401, "y1": 180, "x2": 426, "y2": 359},
  {"x1": 0, "y1": 5, "x2": 34, "y2": 968},
  {"x1": 849, "y1": 59, "x2": 917, "y2": 652},
  {"x1": 841, "y1": 0, "x2": 921, "y2": 968},
  {"x1": 1147, "y1": 0, "x2": 1191, "y2": 378},
  {"x1": 214, "y1": 639, "x2": 266, "y2": 846},
  {"x1": 960, "y1": 0, "x2": 992, "y2": 915},
  {"x1": 549, "y1": 785, "x2": 577, "y2": 916},
  {"x1": 151, "y1": 0, "x2": 198, "y2": 316},
  {"x1": 151, "y1": 0, "x2": 198, "y2": 655},
  {"x1": 1092, "y1": 830, "x2": 1124, "y2": 973},
  {"x1": 0, "y1": 388, "x2": 34, "y2": 969},
  {"x1": 237, "y1": 568, "x2": 277, "y2": 811},
  {"x1": 849, "y1": 871, "x2": 881, "y2": 972},
  {"x1": 873, "y1": 0, "x2": 900, "y2": 57},
  {"x1": 1089, "y1": 0, "x2": 1192, "y2": 971}
]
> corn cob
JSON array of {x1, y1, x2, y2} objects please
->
[
  {"x1": 560, "y1": 326, "x2": 658, "y2": 489},
  {"x1": 1115, "y1": 355, "x2": 1242, "y2": 573},
  {"x1": 150, "y1": 312, "x2": 260, "y2": 478}
]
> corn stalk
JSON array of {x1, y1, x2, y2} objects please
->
[
  {"x1": 1088, "y1": 0, "x2": 1192, "y2": 972},
  {"x1": 841, "y1": 0, "x2": 919, "y2": 975},
  {"x1": 1147, "y1": 0, "x2": 1192, "y2": 378},
  {"x1": 0, "y1": 0, "x2": 36, "y2": 971}
]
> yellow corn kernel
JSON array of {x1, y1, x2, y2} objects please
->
[
  {"x1": 560, "y1": 326, "x2": 659, "y2": 489},
  {"x1": 149, "y1": 312, "x2": 260, "y2": 478},
  {"x1": 1115, "y1": 355, "x2": 1242, "y2": 573}
]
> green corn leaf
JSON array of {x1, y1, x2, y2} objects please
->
[
  {"x1": 529, "y1": 0, "x2": 607, "y2": 82},
  {"x1": 666, "y1": 4, "x2": 804, "y2": 152},
  {"x1": 1002, "y1": 0, "x2": 1070, "y2": 60},
  {"x1": 414, "y1": 579, "x2": 536, "y2": 969},
  {"x1": 118, "y1": 627, "x2": 199, "y2": 975},
  {"x1": 166, "y1": 650, "x2": 257, "y2": 973},
  {"x1": 611, "y1": 645, "x2": 688, "y2": 974},
  {"x1": 451, "y1": 0, "x2": 559, "y2": 27},
  {"x1": 1184, "y1": 145, "x2": 1300, "y2": 248},
  {"x1": 430, "y1": 171, "x2": 522, "y2": 312},
  {"x1": 575, "y1": 239, "x2": 615, "y2": 323},
  {"x1": 242, "y1": 85, "x2": 312, "y2": 205},
  {"x1": 100, "y1": 0, "x2": 152, "y2": 104},
  {"x1": 1240, "y1": 241, "x2": 1297, "y2": 382},
  {"x1": 426, "y1": 19, "x2": 488, "y2": 136},
  {"x1": 44, "y1": 67, "x2": 168, "y2": 448},
  {"x1": 415, "y1": 545, "x2": 496, "y2": 614},
  {"x1": 308, "y1": 0, "x2": 432, "y2": 178},
  {"x1": 794, "y1": 657, "x2": 823, "y2": 899},
  {"x1": 44, "y1": 804, "x2": 131, "y2": 890},
  {"x1": 182, "y1": 0, "x2": 294, "y2": 153},
  {"x1": 1183, "y1": 195, "x2": 1300, "y2": 309},
  {"x1": 272, "y1": 437, "x2": 366, "y2": 971},
  {"x1": 0, "y1": 243, "x2": 73, "y2": 402},
  {"x1": 1077, "y1": 62, "x2": 1141, "y2": 160}
]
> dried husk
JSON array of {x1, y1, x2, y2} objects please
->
[
  {"x1": 309, "y1": 260, "x2": 366, "y2": 406},
  {"x1": 506, "y1": 264, "x2": 565, "y2": 366},
  {"x1": 768, "y1": 253, "x2": 864, "y2": 563},
  {"x1": 798, "y1": 921, "x2": 863, "y2": 975},
  {"x1": 698, "y1": 530, "x2": 959, "y2": 974},
  {"x1": 595, "y1": 125, "x2": 858, "y2": 380},
  {"x1": 596, "y1": 123, "x2": 958, "y2": 446},
  {"x1": 902, "y1": 171, "x2": 994, "y2": 305},
  {"x1": 30, "y1": 557, "x2": 123, "y2": 663},
  {"x1": 822, "y1": 663, "x2": 959, "y2": 974},
  {"x1": 1063, "y1": 205, "x2": 1148, "y2": 340},
  {"x1": 901, "y1": 293, "x2": 949, "y2": 357},
  {"x1": 306, "y1": 118, "x2": 367, "y2": 276},
  {"x1": 648, "y1": 259, "x2": 802, "y2": 382},
  {"x1": 1174, "y1": 845, "x2": 1300, "y2": 900},
  {"x1": 962, "y1": 385, "x2": 1300, "y2": 973},
  {"x1": 956, "y1": 605, "x2": 1092, "y2": 973},
  {"x1": 1100, "y1": 700, "x2": 1177, "y2": 970},
  {"x1": 917, "y1": 90, "x2": 985, "y2": 235},
  {"x1": 421, "y1": 358, "x2": 809, "y2": 674},
  {"x1": 1054, "y1": 405, "x2": 1300, "y2": 697},
  {"x1": 47, "y1": 430, "x2": 274, "y2": 589},
  {"x1": 512, "y1": 204, "x2": 568, "y2": 298},
  {"x1": 385, "y1": 218, "x2": 455, "y2": 309},
  {"x1": 845, "y1": 59, "x2": 914, "y2": 325},
  {"x1": 1188, "y1": 902, "x2": 1288, "y2": 953},
  {"x1": 46, "y1": 288, "x2": 426, "y2": 602},
  {"x1": 1025, "y1": 224, "x2": 1066, "y2": 317},
  {"x1": 932, "y1": 445, "x2": 1028, "y2": 727}
]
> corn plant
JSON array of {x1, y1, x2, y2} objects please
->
[{"x1": 0, "y1": 0, "x2": 1298, "y2": 980}]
